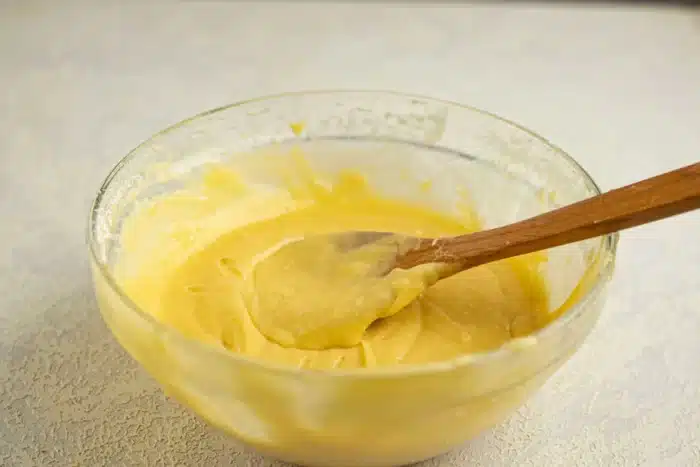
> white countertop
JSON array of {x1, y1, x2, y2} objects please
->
[{"x1": 1, "y1": 2, "x2": 699, "y2": 466}]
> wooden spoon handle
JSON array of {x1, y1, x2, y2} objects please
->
[{"x1": 396, "y1": 162, "x2": 700, "y2": 271}]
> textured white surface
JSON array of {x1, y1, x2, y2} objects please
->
[{"x1": 1, "y1": 2, "x2": 699, "y2": 466}]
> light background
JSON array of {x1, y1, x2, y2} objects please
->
[{"x1": 1, "y1": 2, "x2": 698, "y2": 466}]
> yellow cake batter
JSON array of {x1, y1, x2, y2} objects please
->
[{"x1": 116, "y1": 150, "x2": 550, "y2": 370}]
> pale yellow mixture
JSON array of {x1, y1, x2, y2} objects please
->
[{"x1": 116, "y1": 151, "x2": 550, "y2": 370}]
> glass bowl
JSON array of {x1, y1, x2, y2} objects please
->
[{"x1": 88, "y1": 91, "x2": 617, "y2": 467}]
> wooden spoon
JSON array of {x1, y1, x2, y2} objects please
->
[
  {"x1": 252, "y1": 162, "x2": 699, "y2": 349},
  {"x1": 394, "y1": 161, "x2": 700, "y2": 275}
]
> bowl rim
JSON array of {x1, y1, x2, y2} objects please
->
[{"x1": 87, "y1": 89, "x2": 619, "y2": 379}]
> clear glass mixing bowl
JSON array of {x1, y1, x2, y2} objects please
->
[{"x1": 88, "y1": 91, "x2": 617, "y2": 467}]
